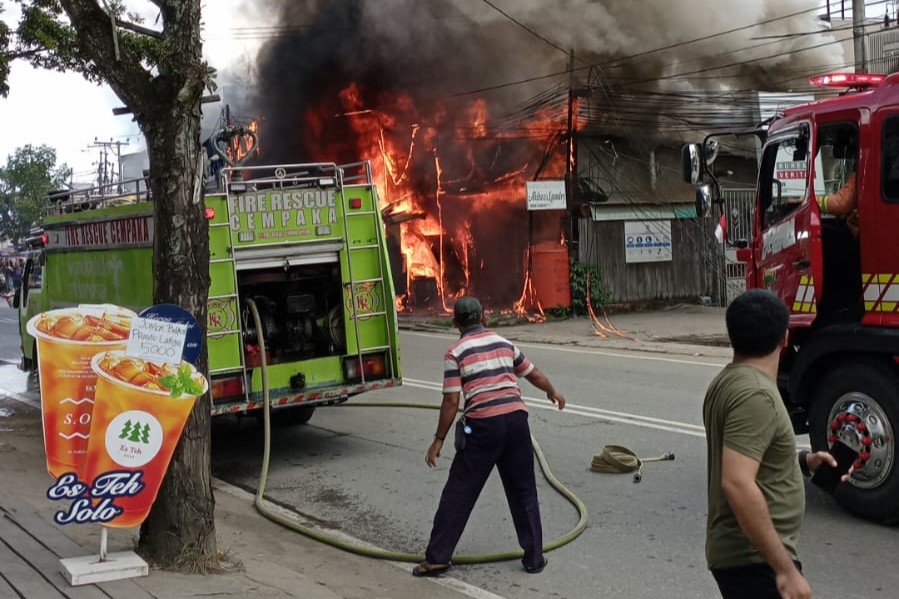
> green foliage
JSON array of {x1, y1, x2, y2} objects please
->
[
  {"x1": 16, "y1": 2, "x2": 89, "y2": 78},
  {"x1": 0, "y1": 5, "x2": 10, "y2": 97},
  {"x1": 0, "y1": 144, "x2": 70, "y2": 245},
  {"x1": 569, "y1": 261, "x2": 609, "y2": 315},
  {"x1": 544, "y1": 306, "x2": 570, "y2": 319}
]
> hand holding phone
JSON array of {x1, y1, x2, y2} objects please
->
[{"x1": 811, "y1": 441, "x2": 858, "y2": 494}]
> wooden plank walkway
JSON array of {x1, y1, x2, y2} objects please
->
[{"x1": 0, "y1": 505, "x2": 155, "y2": 599}]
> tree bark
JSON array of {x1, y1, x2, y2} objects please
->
[
  {"x1": 138, "y1": 101, "x2": 216, "y2": 569},
  {"x1": 59, "y1": 0, "x2": 217, "y2": 569}
]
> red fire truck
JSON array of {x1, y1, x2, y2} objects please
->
[{"x1": 683, "y1": 72, "x2": 899, "y2": 524}]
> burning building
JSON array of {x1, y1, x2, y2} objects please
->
[{"x1": 232, "y1": 0, "x2": 847, "y2": 310}]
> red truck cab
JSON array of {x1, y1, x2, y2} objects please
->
[{"x1": 684, "y1": 72, "x2": 899, "y2": 524}]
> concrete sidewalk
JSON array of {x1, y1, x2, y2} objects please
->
[
  {"x1": 399, "y1": 302, "x2": 732, "y2": 360},
  {"x1": 0, "y1": 395, "x2": 492, "y2": 599},
  {"x1": 0, "y1": 304, "x2": 731, "y2": 599}
]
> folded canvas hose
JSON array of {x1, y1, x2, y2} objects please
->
[{"x1": 591, "y1": 445, "x2": 676, "y2": 483}]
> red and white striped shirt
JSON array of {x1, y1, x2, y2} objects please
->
[{"x1": 443, "y1": 325, "x2": 534, "y2": 419}]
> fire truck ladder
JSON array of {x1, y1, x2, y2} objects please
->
[
  {"x1": 207, "y1": 182, "x2": 248, "y2": 396},
  {"x1": 339, "y1": 161, "x2": 397, "y2": 382}
]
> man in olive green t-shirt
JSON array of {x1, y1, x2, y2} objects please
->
[{"x1": 704, "y1": 290, "x2": 838, "y2": 599}]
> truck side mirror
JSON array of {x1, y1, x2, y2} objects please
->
[
  {"x1": 681, "y1": 144, "x2": 702, "y2": 185},
  {"x1": 704, "y1": 139, "x2": 720, "y2": 166},
  {"x1": 695, "y1": 184, "x2": 713, "y2": 217}
]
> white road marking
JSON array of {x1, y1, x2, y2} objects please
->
[
  {"x1": 404, "y1": 378, "x2": 707, "y2": 438},
  {"x1": 402, "y1": 330, "x2": 727, "y2": 368}
]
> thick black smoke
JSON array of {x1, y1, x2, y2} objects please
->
[
  {"x1": 251, "y1": 0, "x2": 560, "y2": 163},
  {"x1": 247, "y1": 0, "x2": 844, "y2": 160},
  {"x1": 242, "y1": 0, "x2": 844, "y2": 310}
]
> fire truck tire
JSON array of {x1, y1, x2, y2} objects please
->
[
  {"x1": 287, "y1": 406, "x2": 315, "y2": 425},
  {"x1": 809, "y1": 359, "x2": 899, "y2": 524},
  {"x1": 266, "y1": 405, "x2": 315, "y2": 427}
]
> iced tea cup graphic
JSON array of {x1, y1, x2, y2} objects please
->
[
  {"x1": 26, "y1": 306, "x2": 136, "y2": 479},
  {"x1": 83, "y1": 351, "x2": 207, "y2": 529}
]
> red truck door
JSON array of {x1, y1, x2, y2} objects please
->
[
  {"x1": 866, "y1": 109, "x2": 899, "y2": 326},
  {"x1": 753, "y1": 123, "x2": 821, "y2": 326}
]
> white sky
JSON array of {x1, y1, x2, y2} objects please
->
[{"x1": 0, "y1": 1, "x2": 268, "y2": 183}]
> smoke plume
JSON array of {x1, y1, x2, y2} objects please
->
[
  {"x1": 234, "y1": 1, "x2": 844, "y2": 310},
  {"x1": 243, "y1": 0, "x2": 845, "y2": 160}
]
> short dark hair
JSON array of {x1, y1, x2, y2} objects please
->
[
  {"x1": 725, "y1": 289, "x2": 789, "y2": 357},
  {"x1": 453, "y1": 296, "x2": 483, "y2": 327}
]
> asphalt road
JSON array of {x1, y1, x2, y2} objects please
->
[
  {"x1": 208, "y1": 328, "x2": 899, "y2": 599},
  {"x1": 1, "y1": 306, "x2": 895, "y2": 598},
  {"x1": 0, "y1": 303, "x2": 21, "y2": 364}
]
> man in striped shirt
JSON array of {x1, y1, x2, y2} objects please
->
[{"x1": 412, "y1": 296, "x2": 566, "y2": 578}]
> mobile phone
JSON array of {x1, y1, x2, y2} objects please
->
[{"x1": 811, "y1": 441, "x2": 858, "y2": 494}]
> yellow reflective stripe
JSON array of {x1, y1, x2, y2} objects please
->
[{"x1": 860, "y1": 273, "x2": 899, "y2": 311}]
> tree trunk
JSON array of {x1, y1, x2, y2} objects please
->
[
  {"x1": 137, "y1": 89, "x2": 216, "y2": 571},
  {"x1": 55, "y1": 0, "x2": 216, "y2": 569}
]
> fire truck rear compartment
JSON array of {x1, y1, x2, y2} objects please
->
[{"x1": 238, "y1": 263, "x2": 345, "y2": 365}]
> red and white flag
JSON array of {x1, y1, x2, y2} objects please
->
[{"x1": 714, "y1": 214, "x2": 727, "y2": 244}]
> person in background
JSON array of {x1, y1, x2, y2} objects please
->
[
  {"x1": 704, "y1": 289, "x2": 840, "y2": 599},
  {"x1": 413, "y1": 296, "x2": 566, "y2": 577},
  {"x1": 818, "y1": 155, "x2": 858, "y2": 238},
  {"x1": 0, "y1": 259, "x2": 10, "y2": 293},
  {"x1": 11, "y1": 259, "x2": 23, "y2": 291}
]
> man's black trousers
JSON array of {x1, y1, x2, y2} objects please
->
[{"x1": 425, "y1": 409, "x2": 544, "y2": 571}]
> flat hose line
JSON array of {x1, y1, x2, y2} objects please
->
[{"x1": 244, "y1": 300, "x2": 665, "y2": 563}]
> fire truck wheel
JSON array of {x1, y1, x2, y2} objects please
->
[
  {"x1": 266, "y1": 405, "x2": 315, "y2": 427},
  {"x1": 288, "y1": 406, "x2": 315, "y2": 425},
  {"x1": 809, "y1": 359, "x2": 899, "y2": 524}
]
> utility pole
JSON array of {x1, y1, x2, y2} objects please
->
[
  {"x1": 89, "y1": 138, "x2": 130, "y2": 193},
  {"x1": 565, "y1": 49, "x2": 578, "y2": 263},
  {"x1": 853, "y1": 0, "x2": 868, "y2": 73}
]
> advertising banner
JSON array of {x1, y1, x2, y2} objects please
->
[
  {"x1": 29, "y1": 304, "x2": 206, "y2": 529},
  {"x1": 27, "y1": 305, "x2": 137, "y2": 478}
]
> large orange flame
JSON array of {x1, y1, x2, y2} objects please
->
[{"x1": 328, "y1": 84, "x2": 568, "y2": 316}]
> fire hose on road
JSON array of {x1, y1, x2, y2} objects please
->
[
  {"x1": 590, "y1": 445, "x2": 676, "y2": 484},
  {"x1": 244, "y1": 299, "x2": 670, "y2": 564}
]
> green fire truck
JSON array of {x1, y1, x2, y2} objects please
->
[{"x1": 16, "y1": 161, "x2": 402, "y2": 423}]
